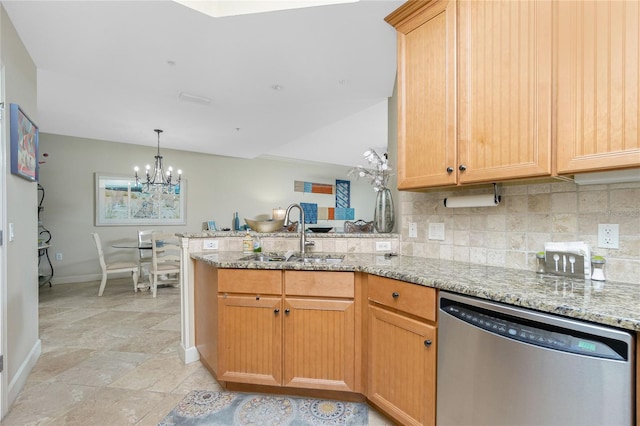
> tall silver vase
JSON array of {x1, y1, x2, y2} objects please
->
[{"x1": 373, "y1": 188, "x2": 395, "y2": 233}]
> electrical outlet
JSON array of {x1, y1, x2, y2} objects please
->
[
  {"x1": 598, "y1": 224, "x2": 619, "y2": 249},
  {"x1": 203, "y1": 239, "x2": 219, "y2": 250},
  {"x1": 375, "y1": 241, "x2": 392, "y2": 251},
  {"x1": 55, "y1": 252, "x2": 63, "y2": 261},
  {"x1": 428, "y1": 223, "x2": 445, "y2": 241},
  {"x1": 409, "y1": 222, "x2": 418, "y2": 238}
]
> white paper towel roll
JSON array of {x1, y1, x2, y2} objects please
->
[{"x1": 443, "y1": 194, "x2": 500, "y2": 208}]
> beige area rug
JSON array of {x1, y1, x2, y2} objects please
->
[{"x1": 158, "y1": 390, "x2": 369, "y2": 425}]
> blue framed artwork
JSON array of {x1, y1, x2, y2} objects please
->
[
  {"x1": 335, "y1": 179, "x2": 350, "y2": 208},
  {"x1": 10, "y1": 103, "x2": 39, "y2": 182}
]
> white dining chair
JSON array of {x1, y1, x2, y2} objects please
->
[
  {"x1": 149, "y1": 232, "x2": 181, "y2": 298},
  {"x1": 136, "y1": 229, "x2": 155, "y2": 290},
  {"x1": 92, "y1": 232, "x2": 139, "y2": 296}
]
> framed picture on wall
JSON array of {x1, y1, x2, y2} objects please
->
[
  {"x1": 10, "y1": 103, "x2": 39, "y2": 182},
  {"x1": 95, "y1": 173, "x2": 187, "y2": 226}
]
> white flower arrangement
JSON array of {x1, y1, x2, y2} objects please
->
[{"x1": 348, "y1": 148, "x2": 393, "y2": 192}]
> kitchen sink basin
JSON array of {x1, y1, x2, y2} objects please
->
[
  {"x1": 240, "y1": 253, "x2": 344, "y2": 264},
  {"x1": 289, "y1": 254, "x2": 345, "y2": 264},
  {"x1": 241, "y1": 253, "x2": 288, "y2": 262}
]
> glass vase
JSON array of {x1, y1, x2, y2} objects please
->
[{"x1": 373, "y1": 188, "x2": 395, "y2": 233}]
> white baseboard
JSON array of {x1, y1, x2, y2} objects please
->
[
  {"x1": 180, "y1": 344, "x2": 200, "y2": 365},
  {"x1": 51, "y1": 272, "x2": 143, "y2": 285},
  {"x1": 51, "y1": 274, "x2": 101, "y2": 285},
  {"x1": 8, "y1": 339, "x2": 41, "y2": 406}
]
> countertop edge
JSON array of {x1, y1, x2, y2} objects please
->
[{"x1": 190, "y1": 252, "x2": 640, "y2": 333}]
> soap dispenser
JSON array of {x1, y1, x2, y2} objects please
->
[{"x1": 242, "y1": 229, "x2": 254, "y2": 254}]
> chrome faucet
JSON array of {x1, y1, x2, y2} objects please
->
[{"x1": 284, "y1": 203, "x2": 313, "y2": 254}]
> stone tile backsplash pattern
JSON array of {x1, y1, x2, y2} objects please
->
[{"x1": 399, "y1": 181, "x2": 640, "y2": 284}]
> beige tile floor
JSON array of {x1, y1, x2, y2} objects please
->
[{"x1": 2, "y1": 278, "x2": 392, "y2": 425}]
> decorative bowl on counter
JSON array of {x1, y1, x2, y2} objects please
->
[
  {"x1": 245, "y1": 218, "x2": 285, "y2": 233},
  {"x1": 308, "y1": 227, "x2": 333, "y2": 233}
]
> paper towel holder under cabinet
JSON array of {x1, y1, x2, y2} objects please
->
[{"x1": 443, "y1": 183, "x2": 501, "y2": 208}]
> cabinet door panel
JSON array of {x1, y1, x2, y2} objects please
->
[
  {"x1": 283, "y1": 298, "x2": 355, "y2": 392},
  {"x1": 556, "y1": 0, "x2": 640, "y2": 173},
  {"x1": 194, "y1": 261, "x2": 218, "y2": 374},
  {"x1": 458, "y1": 0, "x2": 552, "y2": 183},
  {"x1": 388, "y1": 0, "x2": 457, "y2": 189},
  {"x1": 218, "y1": 295, "x2": 282, "y2": 386},
  {"x1": 368, "y1": 305, "x2": 436, "y2": 426}
]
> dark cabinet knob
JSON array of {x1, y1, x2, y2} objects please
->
[
  {"x1": 285, "y1": 309, "x2": 291, "y2": 314},
  {"x1": 458, "y1": 164, "x2": 467, "y2": 171},
  {"x1": 446, "y1": 167, "x2": 454, "y2": 173},
  {"x1": 424, "y1": 339, "x2": 432, "y2": 347},
  {"x1": 392, "y1": 292, "x2": 400, "y2": 298},
  {"x1": 274, "y1": 309, "x2": 280, "y2": 314},
  {"x1": 256, "y1": 296, "x2": 260, "y2": 300}
]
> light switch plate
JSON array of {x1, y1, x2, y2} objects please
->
[
  {"x1": 203, "y1": 239, "x2": 219, "y2": 250},
  {"x1": 428, "y1": 223, "x2": 445, "y2": 241},
  {"x1": 408, "y1": 222, "x2": 418, "y2": 238}
]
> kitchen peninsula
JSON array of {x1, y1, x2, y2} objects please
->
[{"x1": 178, "y1": 231, "x2": 640, "y2": 426}]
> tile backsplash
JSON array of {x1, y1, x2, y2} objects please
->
[{"x1": 398, "y1": 180, "x2": 640, "y2": 284}]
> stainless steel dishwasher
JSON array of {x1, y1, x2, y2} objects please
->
[{"x1": 437, "y1": 292, "x2": 634, "y2": 426}]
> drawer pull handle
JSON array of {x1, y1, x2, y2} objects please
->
[
  {"x1": 256, "y1": 296, "x2": 260, "y2": 300},
  {"x1": 285, "y1": 309, "x2": 291, "y2": 314},
  {"x1": 458, "y1": 164, "x2": 467, "y2": 171},
  {"x1": 424, "y1": 339, "x2": 432, "y2": 347},
  {"x1": 274, "y1": 309, "x2": 280, "y2": 314},
  {"x1": 446, "y1": 167, "x2": 454, "y2": 173},
  {"x1": 392, "y1": 292, "x2": 400, "y2": 299}
]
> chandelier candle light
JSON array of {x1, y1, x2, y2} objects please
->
[
  {"x1": 349, "y1": 148, "x2": 395, "y2": 233},
  {"x1": 134, "y1": 129, "x2": 182, "y2": 194}
]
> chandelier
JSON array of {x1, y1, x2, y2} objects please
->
[{"x1": 134, "y1": 129, "x2": 182, "y2": 194}]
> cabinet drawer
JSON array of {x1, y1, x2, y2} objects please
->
[
  {"x1": 285, "y1": 271, "x2": 354, "y2": 298},
  {"x1": 368, "y1": 275, "x2": 436, "y2": 322},
  {"x1": 218, "y1": 269, "x2": 282, "y2": 294}
]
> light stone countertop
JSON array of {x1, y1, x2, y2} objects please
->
[{"x1": 191, "y1": 251, "x2": 640, "y2": 332}]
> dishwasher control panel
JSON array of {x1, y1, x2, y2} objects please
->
[{"x1": 441, "y1": 301, "x2": 626, "y2": 361}]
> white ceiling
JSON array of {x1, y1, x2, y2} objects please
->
[{"x1": 2, "y1": 0, "x2": 401, "y2": 167}]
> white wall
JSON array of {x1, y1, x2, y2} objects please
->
[
  {"x1": 1, "y1": 4, "x2": 40, "y2": 414},
  {"x1": 38, "y1": 133, "x2": 382, "y2": 283}
]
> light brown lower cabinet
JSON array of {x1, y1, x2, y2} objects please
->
[
  {"x1": 213, "y1": 268, "x2": 358, "y2": 393},
  {"x1": 218, "y1": 293, "x2": 283, "y2": 386},
  {"x1": 367, "y1": 275, "x2": 437, "y2": 426}
]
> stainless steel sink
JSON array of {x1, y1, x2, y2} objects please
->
[
  {"x1": 240, "y1": 253, "x2": 288, "y2": 262},
  {"x1": 240, "y1": 253, "x2": 344, "y2": 264},
  {"x1": 289, "y1": 254, "x2": 345, "y2": 264}
]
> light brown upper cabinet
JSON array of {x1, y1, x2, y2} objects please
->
[
  {"x1": 556, "y1": 0, "x2": 640, "y2": 174},
  {"x1": 457, "y1": 0, "x2": 553, "y2": 183},
  {"x1": 387, "y1": 0, "x2": 553, "y2": 189},
  {"x1": 386, "y1": 0, "x2": 457, "y2": 189}
]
